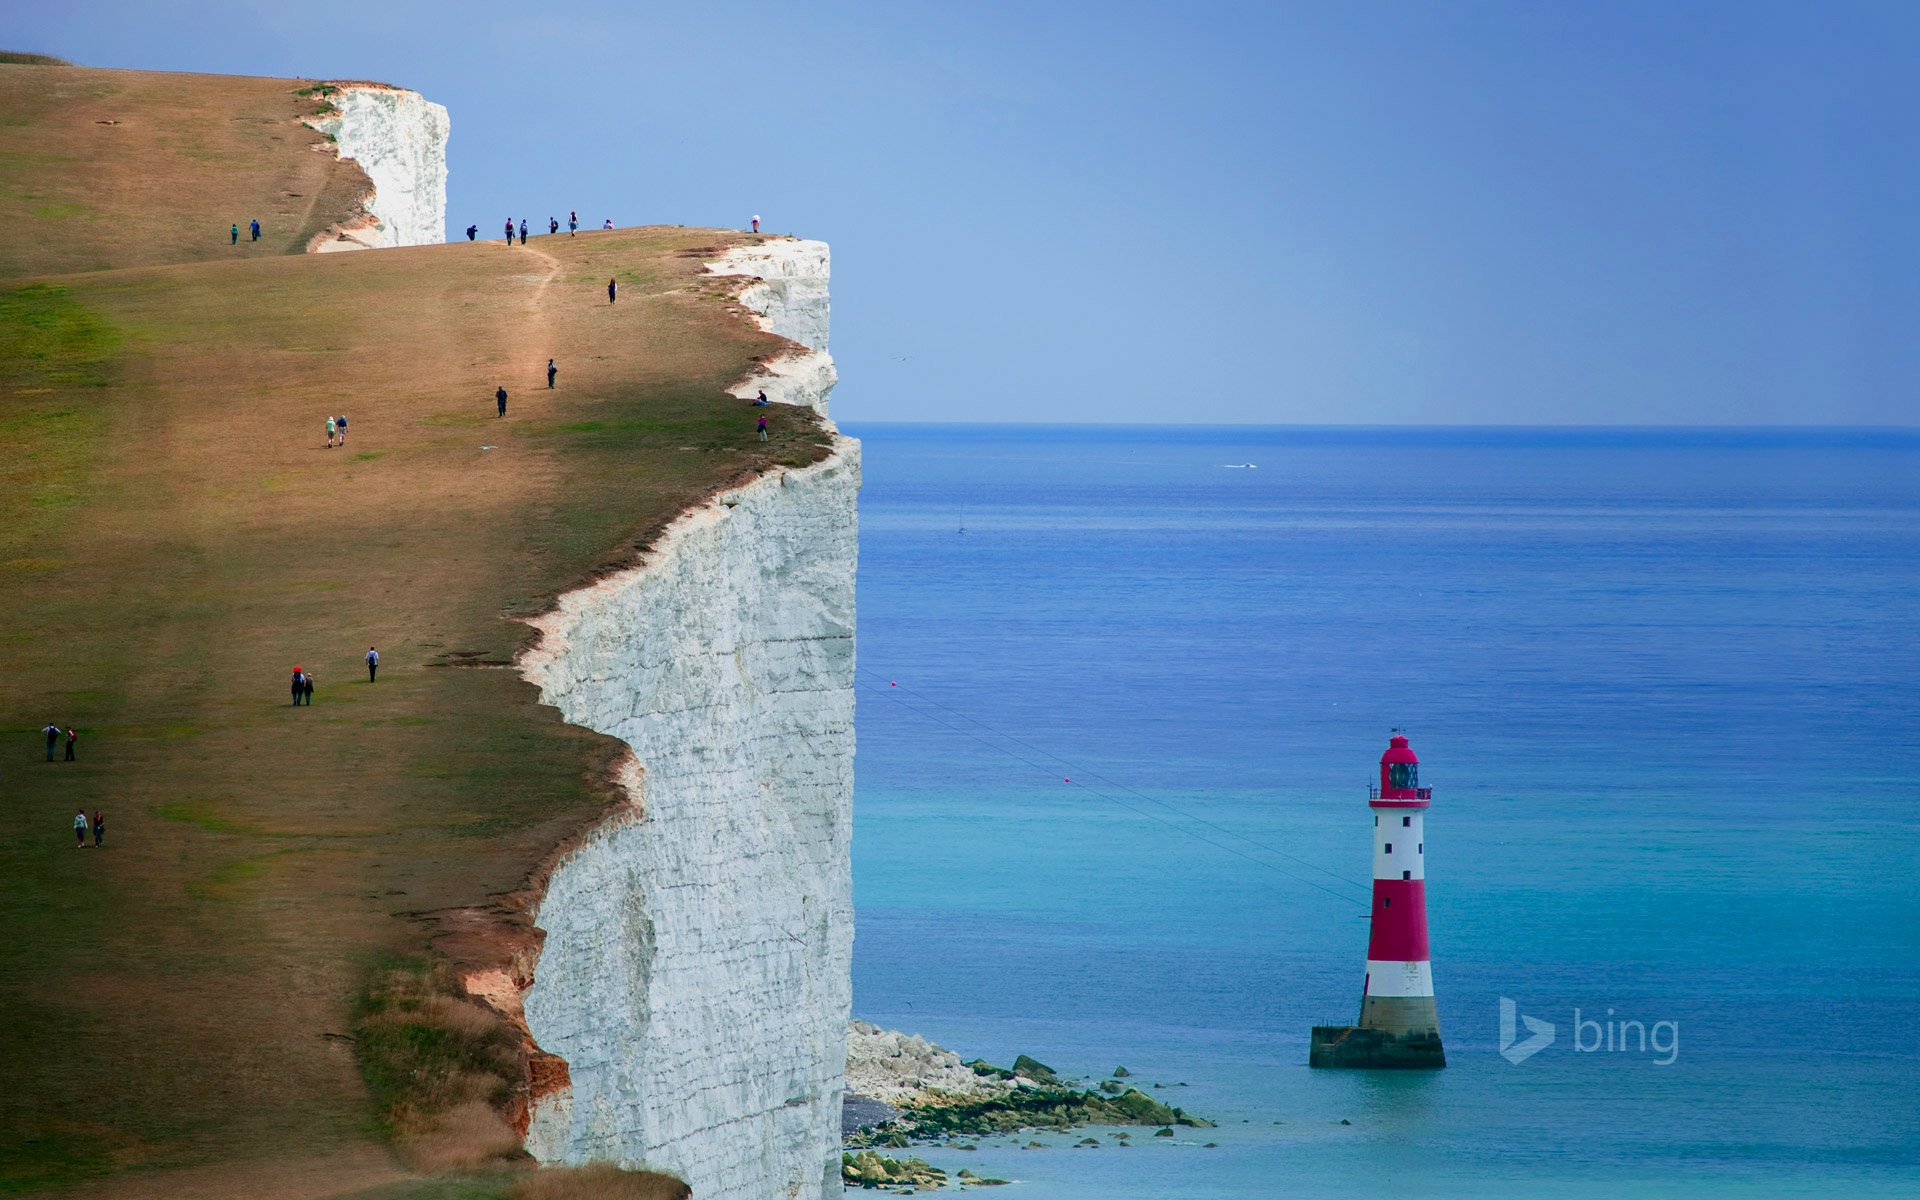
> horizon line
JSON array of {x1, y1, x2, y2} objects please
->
[{"x1": 833, "y1": 419, "x2": 1920, "y2": 432}]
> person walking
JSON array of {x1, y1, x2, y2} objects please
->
[
  {"x1": 302, "y1": 672, "x2": 316, "y2": 706},
  {"x1": 366, "y1": 646, "x2": 379, "y2": 683},
  {"x1": 335, "y1": 414, "x2": 348, "y2": 445},
  {"x1": 549, "y1": 217, "x2": 559, "y2": 236},
  {"x1": 92, "y1": 811, "x2": 104, "y2": 847},
  {"x1": 231, "y1": 223, "x2": 240, "y2": 245},
  {"x1": 751, "y1": 214, "x2": 760, "y2": 234},
  {"x1": 74, "y1": 809, "x2": 89, "y2": 848},
  {"x1": 496, "y1": 386, "x2": 508, "y2": 418},
  {"x1": 292, "y1": 668, "x2": 306, "y2": 707},
  {"x1": 505, "y1": 218, "x2": 515, "y2": 244},
  {"x1": 326, "y1": 415, "x2": 337, "y2": 448},
  {"x1": 757, "y1": 413, "x2": 769, "y2": 442},
  {"x1": 568, "y1": 211, "x2": 577, "y2": 236},
  {"x1": 547, "y1": 359, "x2": 557, "y2": 389},
  {"x1": 466, "y1": 223, "x2": 478, "y2": 242},
  {"x1": 250, "y1": 219, "x2": 261, "y2": 242},
  {"x1": 64, "y1": 726, "x2": 76, "y2": 762},
  {"x1": 519, "y1": 219, "x2": 528, "y2": 244},
  {"x1": 607, "y1": 277, "x2": 617, "y2": 304},
  {"x1": 43, "y1": 723, "x2": 60, "y2": 761}
]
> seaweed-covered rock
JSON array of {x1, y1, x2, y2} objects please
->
[
  {"x1": 1113, "y1": 1066, "x2": 1130, "y2": 1077},
  {"x1": 966, "y1": 1058, "x2": 1014, "y2": 1080},
  {"x1": 842, "y1": 1150, "x2": 946, "y2": 1190},
  {"x1": 844, "y1": 1083, "x2": 1214, "y2": 1148},
  {"x1": 1011, "y1": 1054, "x2": 1060, "y2": 1085}
]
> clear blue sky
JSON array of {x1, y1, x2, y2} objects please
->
[{"x1": 11, "y1": 1, "x2": 1919, "y2": 424}]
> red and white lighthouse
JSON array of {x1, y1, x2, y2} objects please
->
[{"x1": 1310, "y1": 732, "x2": 1446, "y2": 1068}]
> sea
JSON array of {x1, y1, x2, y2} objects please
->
[{"x1": 840, "y1": 424, "x2": 1920, "y2": 1199}]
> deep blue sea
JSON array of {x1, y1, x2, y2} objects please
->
[{"x1": 841, "y1": 424, "x2": 1920, "y2": 1198}]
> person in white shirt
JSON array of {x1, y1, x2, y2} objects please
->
[{"x1": 366, "y1": 647, "x2": 379, "y2": 683}]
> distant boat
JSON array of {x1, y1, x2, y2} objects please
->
[{"x1": 1223, "y1": 463, "x2": 1257, "y2": 469}]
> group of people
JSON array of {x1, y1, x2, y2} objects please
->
[
  {"x1": 41, "y1": 723, "x2": 76, "y2": 762},
  {"x1": 229, "y1": 218, "x2": 262, "y2": 245},
  {"x1": 37, "y1": 724, "x2": 98, "y2": 848},
  {"x1": 325, "y1": 413, "x2": 350, "y2": 448},
  {"x1": 74, "y1": 809, "x2": 104, "y2": 848},
  {"x1": 290, "y1": 666, "x2": 316, "y2": 705},
  {"x1": 468, "y1": 211, "x2": 615, "y2": 243}
]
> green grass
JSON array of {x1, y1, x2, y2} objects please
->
[{"x1": 0, "y1": 284, "x2": 120, "y2": 386}]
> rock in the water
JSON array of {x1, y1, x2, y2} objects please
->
[
  {"x1": 841, "y1": 1149, "x2": 945, "y2": 1190},
  {"x1": 1012, "y1": 1054, "x2": 1060, "y2": 1085},
  {"x1": 1113, "y1": 1066, "x2": 1130, "y2": 1077}
]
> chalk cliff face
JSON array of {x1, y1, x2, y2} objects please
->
[
  {"x1": 306, "y1": 85, "x2": 449, "y2": 250},
  {"x1": 517, "y1": 238, "x2": 856, "y2": 1200},
  {"x1": 711, "y1": 240, "x2": 838, "y2": 414}
]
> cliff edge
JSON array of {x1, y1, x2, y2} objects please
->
[
  {"x1": 514, "y1": 239, "x2": 856, "y2": 1199},
  {"x1": 303, "y1": 83, "x2": 449, "y2": 250},
  {"x1": 0, "y1": 64, "x2": 417, "y2": 277}
]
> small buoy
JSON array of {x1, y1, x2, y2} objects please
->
[
  {"x1": 1064, "y1": 777, "x2": 1071, "y2": 783},
  {"x1": 890, "y1": 680, "x2": 897, "y2": 687}
]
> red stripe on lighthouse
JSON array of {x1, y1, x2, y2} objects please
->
[{"x1": 1366, "y1": 879, "x2": 1430, "y2": 962}]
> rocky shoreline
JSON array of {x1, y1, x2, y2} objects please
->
[{"x1": 841, "y1": 1022, "x2": 1214, "y2": 1188}]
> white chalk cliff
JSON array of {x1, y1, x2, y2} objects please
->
[
  {"x1": 516, "y1": 238, "x2": 856, "y2": 1200},
  {"x1": 305, "y1": 84, "x2": 449, "y2": 250},
  {"x1": 713, "y1": 239, "x2": 839, "y2": 413}
]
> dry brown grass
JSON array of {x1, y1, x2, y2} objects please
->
[
  {"x1": 400, "y1": 1103, "x2": 526, "y2": 1174},
  {"x1": 508, "y1": 1163, "x2": 689, "y2": 1200},
  {"x1": 0, "y1": 64, "x2": 372, "y2": 278},
  {"x1": 0, "y1": 80, "x2": 823, "y2": 1194}
]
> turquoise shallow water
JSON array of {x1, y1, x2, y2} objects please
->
[{"x1": 842, "y1": 425, "x2": 1920, "y2": 1198}]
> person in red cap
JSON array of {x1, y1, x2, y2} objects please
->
[{"x1": 291, "y1": 667, "x2": 306, "y2": 707}]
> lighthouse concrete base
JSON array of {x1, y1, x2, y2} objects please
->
[{"x1": 1308, "y1": 1025, "x2": 1447, "y2": 1069}]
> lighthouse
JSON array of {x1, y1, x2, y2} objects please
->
[{"x1": 1309, "y1": 733, "x2": 1447, "y2": 1069}]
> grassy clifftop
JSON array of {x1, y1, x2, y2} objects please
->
[
  {"x1": 0, "y1": 64, "x2": 380, "y2": 278},
  {"x1": 0, "y1": 65, "x2": 829, "y2": 1200}
]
